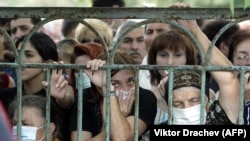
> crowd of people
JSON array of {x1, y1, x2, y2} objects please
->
[{"x1": 0, "y1": 0, "x2": 250, "y2": 141}]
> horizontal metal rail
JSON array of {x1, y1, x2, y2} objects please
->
[{"x1": 1, "y1": 7, "x2": 249, "y2": 141}]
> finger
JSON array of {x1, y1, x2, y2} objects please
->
[
  {"x1": 117, "y1": 90, "x2": 124, "y2": 104},
  {"x1": 99, "y1": 60, "x2": 106, "y2": 67},
  {"x1": 56, "y1": 75, "x2": 65, "y2": 88},
  {"x1": 87, "y1": 59, "x2": 102, "y2": 71},
  {"x1": 245, "y1": 72, "x2": 250, "y2": 84},
  {"x1": 86, "y1": 60, "x2": 96, "y2": 70},
  {"x1": 158, "y1": 80, "x2": 165, "y2": 96},
  {"x1": 158, "y1": 85, "x2": 164, "y2": 97},
  {"x1": 57, "y1": 61, "x2": 64, "y2": 75},
  {"x1": 94, "y1": 60, "x2": 104, "y2": 70},
  {"x1": 58, "y1": 80, "x2": 68, "y2": 89},
  {"x1": 84, "y1": 69, "x2": 92, "y2": 78},
  {"x1": 42, "y1": 81, "x2": 48, "y2": 87},
  {"x1": 52, "y1": 68, "x2": 57, "y2": 76},
  {"x1": 127, "y1": 87, "x2": 135, "y2": 102}
]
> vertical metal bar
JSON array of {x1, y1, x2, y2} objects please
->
[
  {"x1": 105, "y1": 67, "x2": 111, "y2": 141},
  {"x1": 45, "y1": 68, "x2": 51, "y2": 141},
  {"x1": 200, "y1": 70, "x2": 206, "y2": 124},
  {"x1": 167, "y1": 69, "x2": 174, "y2": 125},
  {"x1": 16, "y1": 67, "x2": 22, "y2": 141},
  {"x1": 77, "y1": 69, "x2": 84, "y2": 141},
  {"x1": 239, "y1": 70, "x2": 245, "y2": 124},
  {"x1": 134, "y1": 68, "x2": 139, "y2": 141}
]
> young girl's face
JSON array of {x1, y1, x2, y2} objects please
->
[
  {"x1": 18, "y1": 42, "x2": 44, "y2": 81},
  {"x1": 111, "y1": 70, "x2": 135, "y2": 91}
]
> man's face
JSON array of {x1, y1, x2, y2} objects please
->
[
  {"x1": 145, "y1": 23, "x2": 172, "y2": 51},
  {"x1": 119, "y1": 27, "x2": 147, "y2": 64},
  {"x1": 10, "y1": 18, "x2": 34, "y2": 42}
]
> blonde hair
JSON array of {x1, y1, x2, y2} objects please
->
[{"x1": 75, "y1": 19, "x2": 113, "y2": 49}]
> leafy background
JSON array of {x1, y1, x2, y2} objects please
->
[{"x1": 0, "y1": 0, "x2": 248, "y2": 8}]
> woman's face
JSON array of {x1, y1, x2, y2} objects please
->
[
  {"x1": 173, "y1": 87, "x2": 201, "y2": 109},
  {"x1": 111, "y1": 70, "x2": 135, "y2": 91},
  {"x1": 13, "y1": 107, "x2": 45, "y2": 140},
  {"x1": 233, "y1": 39, "x2": 250, "y2": 66},
  {"x1": 18, "y1": 42, "x2": 44, "y2": 81},
  {"x1": 156, "y1": 48, "x2": 187, "y2": 76},
  {"x1": 75, "y1": 54, "x2": 91, "y2": 65}
]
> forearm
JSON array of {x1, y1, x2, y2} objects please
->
[
  {"x1": 191, "y1": 26, "x2": 237, "y2": 85},
  {"x1": 191, "y1": 26, "x2": 233, "y2": 66},
  {"x1": 88, "y1": 128, "x2": 106, "y2": 141},
  {"x1": 56, "y1": 85, "x2": 74, "y2": 109},
  {"x1": 105, "y1": 96, "x2": 133, "y2": 141}
]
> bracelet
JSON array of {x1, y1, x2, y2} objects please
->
[{"x1": 103, "y1": 91, "x2": 116, "y2": 98}]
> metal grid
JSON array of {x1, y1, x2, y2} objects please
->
[{"x1": 0, "y1": 7, "x2": 249, "y2": 141}]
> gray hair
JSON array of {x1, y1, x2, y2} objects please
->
[{"x1": 112, "y1": 20, "x2": 144, "y2": 49}]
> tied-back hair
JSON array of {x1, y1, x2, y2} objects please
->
[
  {"x1": 148, "y1": 30, "x2": 198, "y2": 85},
  {"x1": 90, "y1": 50, "x2": 135, "y2": 103},
  {"x1": 15, "y1": 32, "x2": 59, "y2": 62}
]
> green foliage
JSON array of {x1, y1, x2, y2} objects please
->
[
  {"x1": 245, "y1": 0, "x2": 250, "y2": 9},
  {"x1": 229, "y1": 0, "x2": 249, "y2": 17},
  {"x1": 229, "y1": 0, "x2": 235, "y2": 17}
]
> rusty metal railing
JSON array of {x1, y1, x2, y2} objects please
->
[{"x1": 0, "y1": 7, "x2": 250, "y2": 141}]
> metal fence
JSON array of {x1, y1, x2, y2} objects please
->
[{"x1": 1, "y1": 7, "x2": 250, "y2": 141}]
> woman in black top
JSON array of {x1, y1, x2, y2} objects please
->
[{"x1": 70, "y1": 50, "x2": 157, "y2": 141}]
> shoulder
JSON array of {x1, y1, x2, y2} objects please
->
[
  {"x1": 139, "y1": 87, "x2": 157, "y2": 102},
  {"x1": 0, "y1": 87, "x2": 17, "y2": 94},
  {"x1": 139, "y1": 87, "x2": 154, "y2": 94}
]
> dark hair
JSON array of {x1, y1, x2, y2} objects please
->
[
  {"x1": 148, "y1": 31, "x2": 198, "y2": 85},
  {"x1": 228, "y1": 30, "x2": 250, "y2": 62},
  {"x1": 91, "y1": 50, "x2": 134, "y2": 103},
  {"x1": 113, "y1": 20, "x2": 138, "y2": 44},
  {"x1": 15, "y1": 32, "x2": 58, "y2": 61},
  {"x1": 92, "y1": 0, "x2": 125, "y2": 7},
  {"x1": 8, "y1": 95, "x2": 62, "y2": 140},
  {"x1": 202, "y1": 20, "x2": 239, "y2": 48},
  {"x1": 61, "y1": 19, "x2": 79, "y2": 38},
  {"x1": 10, "y1": 18, "x2": 41, "y2": 26},
  {"x1": 0, "y1": 18, "x2": 10, "y2": 34},
  {"x1": 30, "y1": 18, "x2": 42, "y2": 25}
]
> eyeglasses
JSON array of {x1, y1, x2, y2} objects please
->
[{"x1": 234, "y1": 54, "x2": 250, "y2": 65}]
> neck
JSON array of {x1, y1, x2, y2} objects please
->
[{"x1": 23, "y1": 72, "x2": 45, "y2": 94}]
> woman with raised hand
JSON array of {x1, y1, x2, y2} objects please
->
[
  {"x1": 159, "y1": 2, "x2": 240, "y2": 125},
  {"x1": 69, "y1": 50, "x2": 157, "y2": 141},
  {"x1": 0, "y1": 32, "x2": 74, "y2": 140}
]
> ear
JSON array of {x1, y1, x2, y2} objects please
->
[
  {"x1": 50, "y1": 123, "x2": 56, "y2": 134},
  {"x1": 218, "y1": 42, "x2": 229, "y2": 57}
]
